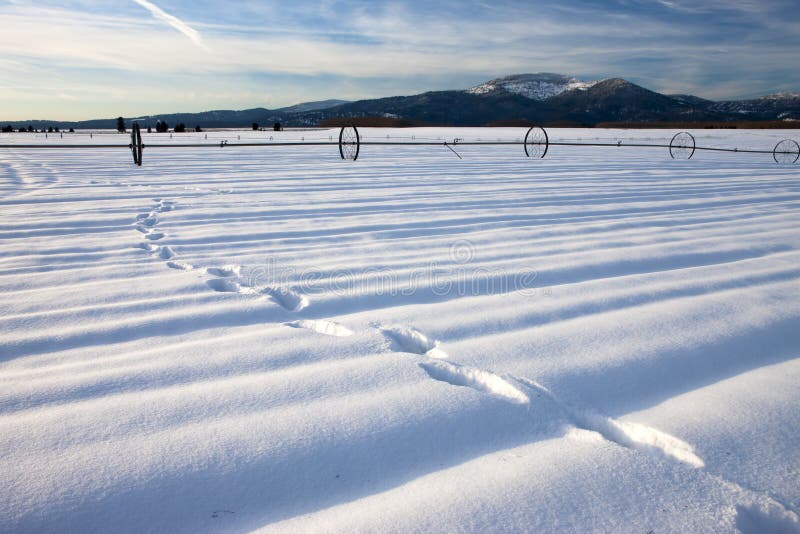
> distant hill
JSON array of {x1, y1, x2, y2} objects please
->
[
  {"x1": 2, "y1": 74, "x2": 798, "y2": 129},
  {"x1": 276, "y1": 99, "x2": 350, "y2": 113}
]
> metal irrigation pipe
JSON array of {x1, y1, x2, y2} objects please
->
[
  {"x1": 545, "y1": 141, "x2": 777, "y2": 154},
  {"x1": 0, "y1": 142, "x2": 783, "y2": 153},
  {"x1": 0, "y1": 125, "x2": 797, "y2": 164}
]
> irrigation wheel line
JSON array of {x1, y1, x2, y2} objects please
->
[{"x1": 1, "y1": 125, "x2": 798, "y2": 167}]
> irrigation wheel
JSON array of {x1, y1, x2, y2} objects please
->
[
  {"x1": 339, "y1": 126, "x2": 360, "y2": 161},
  {"x1": 669, "y1": 131, "x2": 696, "y2": 160},
  {"x1": 524, "y1": 126, "x2": 549, "y2": 158},
  {"x1": 130, "y1": 123, "x2": 143, "y2": 166},
  {"x1": 773, "y1": 139, "x2": 800, "y2": 164}
]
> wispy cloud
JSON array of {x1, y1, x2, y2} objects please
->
[{"x1": 131, "y1": 0, "x2": 207, "y2": 50}]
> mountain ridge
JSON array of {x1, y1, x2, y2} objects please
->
[{"x1": 2, "y1": 74, "x2": 798, "y2": 129}]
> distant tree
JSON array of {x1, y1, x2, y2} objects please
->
[
  {"x1": 116, "y1": 117, "x2": 126, "y2": 133},
  {"x1": 18, "y1": 127, "x2": 26, "y2": 133},
  {"x1": 1, "y1": 125, "x2": 12, "y2": 133},
  {"x1": 273, "y1": 122, "x2": 282, "y2": 131},
  {"x1": 147, "y1": 126, "x2": 152, "y2": 133},
  {"x1": 174, "y1": 123, "x2": 186, "y2": 133},
  {"x1": 195, "y1": 125, "x2": 202, "y2": 132},
  {"x1": 54, "y1": 127, "x2": 60, "y2": 132},
  {"x1": 252, "y1": 122, "x2": 259, "y2": 131},
  {"x1": 68, "y1": 128, "x2": 75, "y2": 133},
  {"x1": 47, "y1": 126, "x2": 54, "y2": 133},
  {"x1": 155, "y1": 121, "x2": 168, "y2": 133},
  {"x1": 27, "y1": 125, "x2": 33, "y2": 132}
]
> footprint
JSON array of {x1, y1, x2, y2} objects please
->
[
  {"x1": 156, "y1": 201, "x2": 175, "y2": 212},
  {"x1": 572, "y1": 411, "x2": 704, "y2": 468},
  {"x1": 158, "y1": 246, "x2": 176, "y2": 260},
  {"x1": 286, "y1": 320, "x2": 353, "y2": 337},
  {"x1": 134, "y1": 243, "x2": 158, "y2": 253},
  {"x1": 259, "y1": 287, "x2": 309, "y2": 312},
  {"x1": 207, "y1": 265, "x2": 241, "y2": 277},
  {"x1": 419, "y1": 360, "x2": 530, "y2": 404},
  {"x1": 167, "y1": 260, "x2": 193, "y2": 271},
  {"x1": 382, "y1": 325, "x2": 448, "y2": 359},
  {"x1": 207, "y1": 278, "x2": 242, "y2": 293},
  {"x1": 145, "y1": 232, "x2": 165, "y2": 241},
  {"x1": 515, "y1": 377, "x2": 704, "y2": 468},
  {"x1": 134, "y1": 226, "x2": 151, "y2": 234},
  {"x1": 139, "y1": 216, "x2": 158, "y2": 227}
]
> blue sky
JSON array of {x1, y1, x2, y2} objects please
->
[{"x1": 1, "y1": 0, "x2": 798, "y2": 120}]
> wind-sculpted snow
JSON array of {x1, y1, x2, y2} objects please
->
[{"x1": 0, "y1": 128, "x2": 798, "y2": 533}]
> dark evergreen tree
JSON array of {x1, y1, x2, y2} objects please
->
[
  {"x1": 116, "y1": 117, "x2": 126, "y2": 133},
  {"x1": 174, "y1": 123, "x2": 186, "y2": 133},
  {"x1": 252, "y1": 122, "x2": 259, "y2": 131}
]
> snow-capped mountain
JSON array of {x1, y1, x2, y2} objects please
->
[{"x1": 467, "y1": 73, "x2": 597, "y2": 100}]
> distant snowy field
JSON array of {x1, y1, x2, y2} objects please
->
[{"x1": 1, "y1": 128, "x2": 799, "y2": 533}]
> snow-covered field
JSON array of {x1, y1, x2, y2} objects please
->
[{"x1": 1, "y1": 128, "x2": 799, "y2": 533}]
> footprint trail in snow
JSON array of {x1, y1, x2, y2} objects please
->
[
  {"x1": 132, "y1": 198, "x2": 189, "y2": 269},
  {"x1": 130, "y1": 197, "x2": 316, "y2": 315},
  {"x1": 200, "y1": 263, "x2": 309, "y2": 312},
  {"x1": 382, "y1": 325, "x2": 796, "y2": 522},
  {"x1": 380, "y1": 325, "x2": 704, "y2": 468}
]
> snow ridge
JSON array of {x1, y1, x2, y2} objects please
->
[{"x1": 468, "y1": 73, "x2": 597, "y2": 100}]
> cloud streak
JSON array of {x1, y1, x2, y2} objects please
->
[{"x1": 132, "y1": 0, "x2": 207, "y2": 50}]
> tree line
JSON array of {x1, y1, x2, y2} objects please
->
[
  {"x1": 2, "y1": 117, "x2": 285, "y2": 134},
  {"x1": 117, "y1": 117, "x2": 201, "y2": 134},
  {"x1": 2, "y1": 125, "x2": 76, "y2": 133}
]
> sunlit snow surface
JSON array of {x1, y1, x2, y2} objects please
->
[{"x1": 1, "y1": 128, "x2": 799, "y2": 533}]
